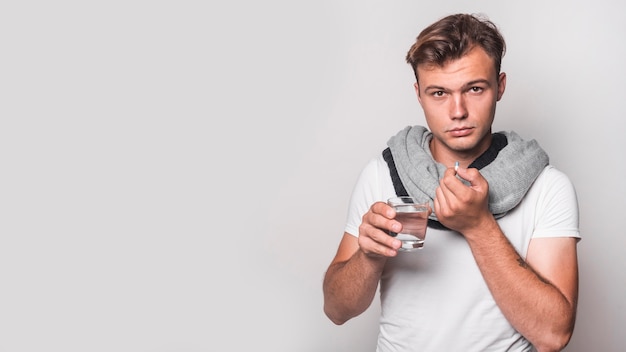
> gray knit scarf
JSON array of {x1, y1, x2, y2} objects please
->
[{"x1": 386, "y1": 125, "x2": 549, "y2": 220}]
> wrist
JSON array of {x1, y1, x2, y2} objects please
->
[
  {"x1": 356, "y1": 248, "x2": 389, "y2": 269},
  {"x1": 463, "y1": 214, "x2": 500, "y2": 243}
]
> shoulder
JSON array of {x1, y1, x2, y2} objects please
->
[
  {"x1": 528, "y1": 165, "x2": 580, "y2": 238},
  {"x1": 349, "y1": 153, "x2": 397, "y2": 206},
  {"x1": 534, "y1": 165, "x2": 577, "y2": 195},
  {"x1": 344, "y1": 153, "x2": 396, "y2": 237},
  {"x1": 356, "y1": 153, "x2": 392, "y2": 182}
]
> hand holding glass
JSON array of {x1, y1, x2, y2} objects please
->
[{"x1": 387, "y1": 196, "x2": 429, "y2": 251}]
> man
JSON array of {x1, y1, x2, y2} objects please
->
[{"x1": 323, "y1": 13, "x2": 580, "y2": 352}]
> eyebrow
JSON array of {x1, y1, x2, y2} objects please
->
[{"x1": 423, "y1": 79, "x2": 493, "y2": 92}]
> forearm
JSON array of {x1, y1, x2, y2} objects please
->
[
  {"x1": 323, "y1": 250, "x2": 386, "y2": 325},
  {"x1": 465, "y1": 220, "x2": 576, "y2": 351}
]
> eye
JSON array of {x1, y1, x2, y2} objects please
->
[
  {"x1": 469, "y1": 86, "x2": 484, "y2": 93},
  {"x1": 432, "y1": 91, "x2": 445, "y2": 97}
]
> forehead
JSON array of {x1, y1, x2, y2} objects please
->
[{"x1": 417, "y1": 47, "x2": 497, "y2": 88}]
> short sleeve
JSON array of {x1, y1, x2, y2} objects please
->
[
  {"x1": 344, "y1": 156, "x2": 391, "y2": 237},
  {"x1": 532, "y1": 166, "x2": 581, "y2": 240}
]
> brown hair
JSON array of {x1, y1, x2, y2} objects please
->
[{"x1": 406, "y1": 13, "x2": 506, "y2": 82}]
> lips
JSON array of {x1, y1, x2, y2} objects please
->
[{"x1": 448, "y1": 127, "x2": 473, "y2": 137}]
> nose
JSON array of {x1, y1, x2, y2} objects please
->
[{"x1": 450, "y1": 94, "x2": 468, "y2": 119}]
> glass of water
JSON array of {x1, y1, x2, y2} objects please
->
[{"x1": 387, "y1": 196, "x2": 430, "y2": 251}]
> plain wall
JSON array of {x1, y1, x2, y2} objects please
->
[{"x1": 1, "y1": 1, "x2": 624, "y2": 351}]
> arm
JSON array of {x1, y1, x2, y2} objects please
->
[
  {"x1": 323, "y1": 202, "x2": 404, "y2": 325},
  {"x1": 464, "y1": 221, "x2": 578, "y2": 351},
  {"x1": 435, "y1": 167, "x2": 578, "y2": 352}
]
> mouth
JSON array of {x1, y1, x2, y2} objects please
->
[{"x1": 448, "y1": 127, "x2": 474, "y2": 137}]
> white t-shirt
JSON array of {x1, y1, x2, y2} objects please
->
[{"x1": 344, "y1": 155, "x2": 580, "y2": 352}]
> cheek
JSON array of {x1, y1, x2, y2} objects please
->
[
  {"x1": 422, "y1": 102, "x2": 454, "y2": 127},
  {"x1": 422, "y1": 113, "x2": 445, "y2": 134},
  {"x1": 421, "y1": 100, "x2": 445, "y2": 116},
  {"x1": 422, "y1": 106, "x2": 440, "y2": 122},
  {"x1": 469, "y1": 96, "x2": 497, "y2": 117}
]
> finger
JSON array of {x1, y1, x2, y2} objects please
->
[
  {"x1": 438, "y1": 170, "x2": 457, "y2": 200},
  {"x1": 455, "y1": 167, "x2": 482, "y2": 185},
  {"x1": 444, "y1": 166, "x2": 465, "y2": 185},
  {"x1": 433, "y1": 188, "x2": 441, "y2": 217},
  {"x1": 373, "y1": 229, "x2": 402, "y2": 253},
  {"x1": 358, "y1": 223, "x2": 400, "y2": 256},
  {"x1": 434, "y1": 183, "x2": 444, "y2": 206},
  {"x1": 438, "y1": 180, "x2": 459, "y2": 219},
  {"x1": 442, "y1": 167, "x2": 475, "y2": 199},
  {"x1": 361, "y1": 203, "x2": 403, "y2": 248},
  {"x1": 371, "y1": 201, "x2": 397, "y2": 219},
  {"x1": 363, "y1": 209, "x2": 402, "y2": 234},
  {"x1": 435, "y1": 183, "x2": 451, "y2": 217}
]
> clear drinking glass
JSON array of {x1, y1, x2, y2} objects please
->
[{"x1": 387, "y1": 196, "x2": 429, "y2": 251}]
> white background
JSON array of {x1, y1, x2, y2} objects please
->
[{"x1": 1, "y1": 1, "x2": 624, "y2": 351}]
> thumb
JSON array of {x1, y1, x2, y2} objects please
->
[{"x1": 456, "y1": 167, "x2": 487, "y2": 189}]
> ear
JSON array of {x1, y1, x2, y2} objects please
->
[
  {"x1": 414, "y1": 82, "x2": 423, "y2": 105},
  {"x1": 496, "y1": 72, "x2": 506, "y2": 101}
]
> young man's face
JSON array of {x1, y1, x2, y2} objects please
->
[{"x1": 415, "y1": 47, "x2": 506, "y2": 164}]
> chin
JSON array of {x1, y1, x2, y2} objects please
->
[{"x1": 451, "y1": 136, "x2": 490, "y2": 154}]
